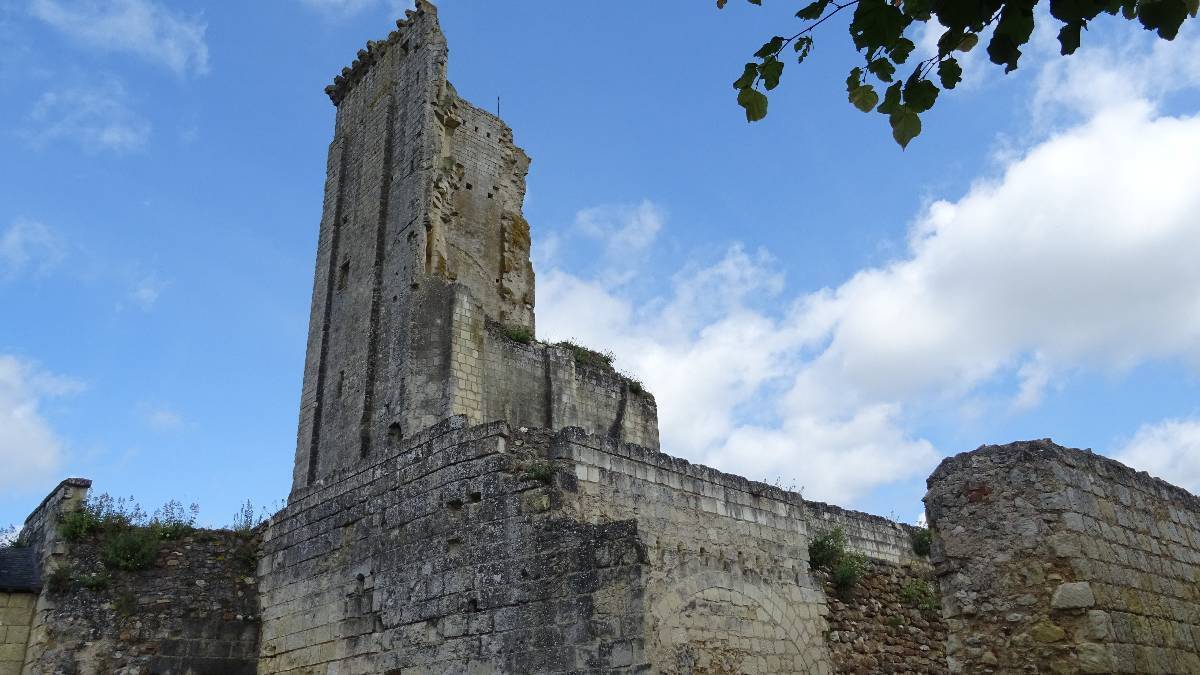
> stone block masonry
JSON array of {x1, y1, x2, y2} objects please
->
[
  {"x1": 926, "y1": 439, "x2": 1200, "y2": 673},
  {"x1": 0, "y1": 593, "x2": 34, "y2": 675}
]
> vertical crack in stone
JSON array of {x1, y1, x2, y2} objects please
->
[
  {"x1": 608, "y1": 380, "x2": 628, "y2": 442},
  {"x1": 308, "y1": 134, "x2": 353, "y2": 486},
  {"x1": 360, "y1": 92, "x2": 398, "y2": 459}
]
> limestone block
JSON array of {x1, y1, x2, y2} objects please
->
[{"x1": 1051, "y1": 581, "x2": 1096, "y2": 609}]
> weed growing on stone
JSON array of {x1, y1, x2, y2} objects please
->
[
  {"x1": 151, "y1": 500, "x2": 199, "y2": 540},
  {"x1": 555, "y1": 340, "x2": 614, "y2": 370},
  {"x1": 77, "y1": 570, "x2": 111, "y2": 591},
  {"x1": 114, "y1": 591, "x2": 138, "y2": 617},
  {"x1": 45, "y1": 565, "x2": 74, "y2": 594},
  {"x1": 60, "y1": 494, "x2": 148, "y2": 541},
  {"x1": 808, "y1": 527, "x2": 849, "y2": 570},
  {"x1": 910, "y1": 527, "x2": 932, "y2": 557},
  {"x1": 101, "y1": 528, "x2": 160, "y2": 571},
  {"x1": 522, "y1": 462, "x2": 555, "y2": 484},
  {"x1": 900, "y1": 579, "x2": 938, "y2": 611},
  {"x1": 831, "y1": 552, "x2": 868, "y2": 595},
  {"x1": 501, "y1": 324, "x2": 534, "y2": 344}
]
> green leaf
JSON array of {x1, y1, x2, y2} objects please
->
[
  {"x1": 989, "y1": 0, "x2": 1036, "y2": 72},
  {"x1": 877, "y1": 81, "x2": 903, "y2": 114},
  {"x1": 1058, "y1": 22, "x2": 1083, "y2": 55},
  {"x1": 1137, "y1": 0, "x2": 1188, "y2": 39},
  {"x1": 889, "y1": 38, "x2": 916, "y2": 64},
  {"x1": 956, "y1": 33, "x2": 979, "y2": 52},
  {"x1": 890, "y1": 108, "x2": 922, "y2": 148},
  {"x1": 868, "y1": 57, "x2": 897, "y2": 82},
  {"x1": 848, "y1": 83, "x2": 880, "y2": 112},
  {"x1": 733, "y1": 63, "x2": 758, "y2": 89},
  {"x1": 850, "y1": 0, "x2": 908, "y2": 52},
  {"x1": 794, "y1": 36, "x2": 814, "y2": 63},
  {"x1": 903, "y1": 78, "x2": 939, "y2": 113},
  {"x1": 755, "y1": 36, "x2": 786, "y2": 58},
  {"x1": 937, "y1": 57, "x2": 963, "y2": 89},
  {"x1": 760, "y1": 57, "x2": 784, "y2": 90},
  {"x1": 716, "y1": 0, "x2": 727, "y2": 8},
  {"x1": 902, "y1": 0, "x2": 933, "y2": 21},
  {"x1": 796, "y1": 0, "x2": 830, "y2": 20},
  {"x1": 737, "y1": 87, "x2": 769, "y2": 122}
]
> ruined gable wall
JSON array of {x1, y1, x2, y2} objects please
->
[{"x1": 926, "y1": 439, "x2": 1200, "y2": 673}]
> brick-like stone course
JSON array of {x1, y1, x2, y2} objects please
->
[
  {"x1": 926, "y1": 439, "x2": 1200, "y2": 673},
  {"x1": 0, "y1": 592, "x2": 35, "y2": 675}
]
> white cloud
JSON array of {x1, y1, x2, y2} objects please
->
[
  {"x1": 535, "y1": 35, "x2": 1200, "y2": 506},
  {"x1": 26, "y1": 78, "x2": 150, "y2": 153},
  {"x1": 30, "y1": 0, "x2": 209, "y2": 76},
  {"x1": 0, "y1": 220, "x2": 65, "y2": 280},
  {"x1": 0, "y1": 355, "x2": 84, "y2": 491},
  {"x1": 299, "y1": 0, "x2": 413, "y2": 17},
  {"x1": 128, "y1": 275, "x2": 166, "y2": 310},
  {"x1": 139, "y1": 403, "x2": 182, "y2": 431},
  {"x1": 1114, "y1": 419, "x2": 1200, "y2": 493}
]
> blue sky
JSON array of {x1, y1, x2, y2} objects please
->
[{"x1": 2, "y1": 0, "x2": 1199, "y2": 529}]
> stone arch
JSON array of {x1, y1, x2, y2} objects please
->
[{"x1": 648, "y1": 569, "x2": 831, "y2": 674}]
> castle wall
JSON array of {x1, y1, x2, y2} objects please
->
[
  {"x1": 0, "y1": 594, "x2": 34, "y2": 675},
  {"x1": 551, "y1": 428, "x2": 833, "y2": 673},
  {"x1": 23, "y1": 530, "x2": 261, "y2": 675},
  {"x1": 259, "y1": 419, "x2": 649, "y2": 674},
  {"x1": 925, "y1": 439, "x2": 1200, "y2": 673}
]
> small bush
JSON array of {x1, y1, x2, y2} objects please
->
[
  {"x1": 808, "y1": 527, "x2": 848, "y2": 571},
  {"x1": 151, "y1": 500, "x2": 199, "y2": 540},
  {"x1": 114, "y1": 591, "x2": 138, "y2": 617},
  {"x1": 625, "y1": 376, "x2": 646, "y2": 395},
  {"x1": 522, "y1": 462, "x2": 555, "y2": 484},
  {"x1": 60, "y1": 494, "x2": 148, "y2": 541},
  {"x1": 501, "y1": 324, "x2": 534, "y2": 344},
  {"x1": 555, "y1": 340, "x2": 614, "y2": 370},
  {"x1": 831, "y1": 552, "x2": 868, "y2": 595},
  {"x1": 910, "y1": 527, "x2": 932, "y2": 557},
  {"x1": 101, "y1": 528, "x2": 160, "y2": 571},
  {"x1": 45, "y1": 565, "x2": 74, "y2": 594},
  {"x1": 900, "y1": 579, "x2": 939, "y2": 611},
  {"x1": 78, "y1": 570, "x2": 110, "y2": 591}
]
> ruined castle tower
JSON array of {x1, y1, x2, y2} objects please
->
[{"x1": 292, "y1": 1, "x2": 657, "y2": 492}]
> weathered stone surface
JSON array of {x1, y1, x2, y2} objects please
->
[
  {"x1": 1051, "y1": 581, "x2": 1096, "y2": 609},
  {"x1": 927, "y1": 439, "x2": 1200, "y2": 674}
]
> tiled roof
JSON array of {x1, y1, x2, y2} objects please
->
[{"x1": 0, "y1": 546, "x2": 40, "y2": 592}]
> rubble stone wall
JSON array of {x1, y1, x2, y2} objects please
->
[{"x1": 926, "y1": 439, "x2": 1200, "y2": 673}]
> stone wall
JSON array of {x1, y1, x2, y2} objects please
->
[
  {"x1": 551, "y1": 427, "x2": 832, "y2": 673},
  {"x1": 926, "y1": 439, "x2": 1200, "y2": 673},
  {"x1": 819, "y1": 559, "x2": 947, "y2": 675},
  {"x1": 806, "y1": 501, "x2": 924, "y2": 566},
  {"x1": 0, "y1": 593, "x2": 34, "y2": 675},
  {"x1": 260, "y1": 418, "x2": 649, "y2": 674},
  {"x1": 22, "y1": 528, "x2": 261, "y2": 675}
]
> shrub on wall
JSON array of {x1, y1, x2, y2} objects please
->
[
  {"x1": 102, "y1": 529, "x2": 160, "y2": 571},
  {"x1": 808, "y1": 527, "x2": 849, "y2": 570},
  {"x1": 910, "y1": 527, "x2": 932, "y2": 557}
]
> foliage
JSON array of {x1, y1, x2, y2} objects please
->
[
  {"x1": 234, "y1": 541, "x2": 259, "y2": 573},
  {"x1": 722, "y1": 0, "x2": 1199, "y2": 146},
  {"x1": 77, "y1": 570, "x2": 111, "y2": 591},
  {"x1": 808, "y1": 527, "x2": 849, "y2": 570},
  {"x1": 625, "y1": 376, "x2": 647, "y2": 396},
  {"x1": 831, "y1": 551, "x2": 869, "y2": 594},
  {"x1": 60, "y1": 494, "x2": 148, "y2": 541},
  {"x1": 101, "y1": 528, "x2": 161, "y2": 571},
  {"x1": 151, "y1": 500, "x2": 199, "y2": 540},
  {"x1": 900, "y1": 579, "x2": 939, "y2": 610},
  {"x1": 45, "y1": 565, "x2": 74, "y2": 594},
  {"x1": 115, "y1": 591, "x2": 138, "y2": 617},
  {"x1": 231, "y1": 500, "x2": 259, "y2": 533},
  {"x1": 0, "y1": 524, "x2": 29, "y2": 548},
  {"x1": 555, "y1": 340, "x2": 615, "y2": 370},
  {"x1": 910, "y1": 526, "x2": 932, "y2": 556},
  {"x1": 522, "y1": 462, "x2": 556, "y2": 484},
  {"x1": 501, "y1": 324, "x2": 534, "y2": 344}
]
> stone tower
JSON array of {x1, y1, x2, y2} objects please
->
[{"x1": 293, "y1": 1, "x2": 658, "y2": 493}]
